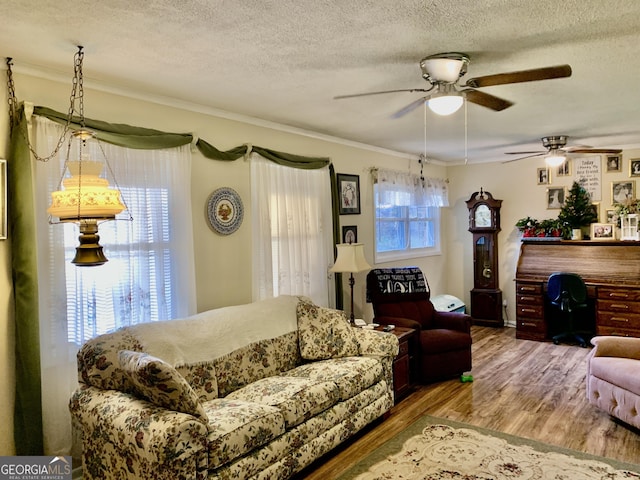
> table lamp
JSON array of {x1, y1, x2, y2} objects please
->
[{"x1": 330, "y1": 243, "x2": 371, "y2": 324}]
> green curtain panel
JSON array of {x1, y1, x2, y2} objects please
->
[
  {"x1": 10, "y1": 105, "x2": 44, "y2": 455},
  {"x1": 11, "y1": 105, "x2": 341, "y2": 452}
]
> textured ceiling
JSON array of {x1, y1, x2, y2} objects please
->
[{"x1": 2, "y1": 0, "x2": 640, "y2": 164}]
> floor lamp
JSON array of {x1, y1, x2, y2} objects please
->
[{"x1": 330, "y1": 243, "x2": 371, "y2": 324}]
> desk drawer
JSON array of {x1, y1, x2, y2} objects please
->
[
  {"x1": 598, "y1": 287, "x2": 640, "y2": 302},
  {"x1": 597, "y1": 311, "x2": 640, "y2": 330},
  {"x1": 597, "y1": 325, "x2": 640, "y2": 338},
  {"x1": 516, "y1": 304, "x2": 544, "y2": 318},
  {"x1": 516, "y1": 283, "x2": 542, "y2": 295},
  {"x1": 598, "y1": 299, "x2": 640, "y2": 315},
  {"x1": 517, "y1": 294, "x2": 542, "y2": 306}
]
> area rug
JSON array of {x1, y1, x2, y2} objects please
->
[{"x1": 337, "y1": 416, "x2": 640, "y2": 479}]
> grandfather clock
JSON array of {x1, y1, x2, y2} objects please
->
[{"x1": 466, "y1": 189, "x2": 503, "y2": 327}]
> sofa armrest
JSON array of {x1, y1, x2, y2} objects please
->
[
  {"x1": 590, "y1": 336, "x2": 640, "y2": 360},
  {"x1": 70, "y1": 385, "x2": 209, "y2": 480},
  {"x1": 353, "y1": 328, "x2": 399, "y2": 357},
  {"x1": 431, "y1": 311, "x2": 472, "y2": 333},
  {"x1": 373, "y1": 315, "x2": 421, "y2": 331}
]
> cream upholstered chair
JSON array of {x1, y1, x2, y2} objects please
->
[{"x1": 586, "y1": 336, "x2": 640, "y2": 429}]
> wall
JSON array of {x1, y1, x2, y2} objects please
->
[
  {"x1": 0, "y1": 72, "x2": 449, "y2": 453},
  {"x1": 446, "y1": 149, "x2": 640, "y2": 325}
]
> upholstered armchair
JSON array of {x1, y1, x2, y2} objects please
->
[
  {"x1": 366, "y1": 267, "x2": 472, "y2": 383},
  {"x1": 586, "y1": 336, "x2": 640, "y2": 429}
]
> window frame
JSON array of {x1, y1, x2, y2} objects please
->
[{"x1": 373, "y1": 183, "x2": 441, "y2": 263}]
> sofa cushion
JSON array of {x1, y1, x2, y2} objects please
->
[
  {"x1": 590, "y1": 356, "x2": 640, "y2": 396},
  {"x1": 118, "y1": 350, "x2": 207, "y2": 420},
  {"x1": 297, "y1": 300, "x2": 360, "y2": 360},
  {"x1": 225, "y1": 376, "x2": 339, "y2": 429},
  {"x1": 204, "y1": 398, "x2": 285, "y2": 469},
  {"x1": 283, "y1": 356, "x2": 383, "y2": 400}
]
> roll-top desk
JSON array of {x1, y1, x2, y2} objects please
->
[{"x1": 515, "y1": 240, "x2": 640, "y2": 341}]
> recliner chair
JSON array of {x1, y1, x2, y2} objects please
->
[
  {"x1": 366, "y1": 267, "x2": 472, "y2": 383},
  {"x1": 547, "y1": 272, "x2": 591, "y2": 347}
]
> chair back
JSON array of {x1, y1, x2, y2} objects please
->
[
  {"x1": 547, "y1": 272, "x2": 587, "y2": 308},
  {"x1": 366, "y1": 267, "x2": 434, "y2": 327}
]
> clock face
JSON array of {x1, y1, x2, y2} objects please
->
[{"x1": 475, "y1": 204, "x2": 492, "y2": 227}]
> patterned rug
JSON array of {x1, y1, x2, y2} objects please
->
[{"x1": 337, "y1": 416, "x2": 640, "y2": 479}]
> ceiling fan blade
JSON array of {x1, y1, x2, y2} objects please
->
[
  {"x1": 391, "y1": 96, "x2": 428, "y2": 118},
  {"x1": 334, "y1": 88, "x2": 431, "y2": 100},
  {"x1": 502, "y1": 152, "x2": 546, "y2": 164},
  {"x1": 567, "y1": 148, "x2": 623, "y2": 154},
  {"x1": 463, "y1": 89, "x2": 513, "y2": 111},
  {"x1": 504, "y1": 150, "x2": 546, "y2": 155},
  {"x1": 465, "y1": 64, "x2": 572, "y2": 88}
]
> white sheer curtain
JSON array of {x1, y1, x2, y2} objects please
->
[
  {"x1": 32, "y1": 115, "x2": 196, "y2": 455},
  {"x1": 250, "y1": 153, "x2": 334, "y2": 306},
  {"x1": 375, "y1": 168, "x2": 449, "y2": 207}
]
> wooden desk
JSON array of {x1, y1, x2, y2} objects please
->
[{"x1": 515, "y1": 240, "x2": 640, "y2": 340}]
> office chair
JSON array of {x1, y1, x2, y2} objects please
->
[{"x1": 547, "y1": 272, "x2": 591, "y2": 347}]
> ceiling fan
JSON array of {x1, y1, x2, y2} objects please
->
[
  {"x1": 503, "y1": 135, "x2": 623, "y2": 165},
  {"x1": 334, "y1": 52, "x2": 572, "y2": 118}
]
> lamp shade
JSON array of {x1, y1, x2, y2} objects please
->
[
  {"x1": 48, "y1": 158, "x2": 125, "y2": 221},
  {"x1": 330, "y1": 243, "x2": 371, "y2": 273}
]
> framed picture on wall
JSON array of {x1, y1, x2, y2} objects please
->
[
  {"x1": 337, "y1": 173, "x2": 361, "y2": 215},
  {"x1": 612, "y1": 180, "x2": 635, "y2": 205},
  {"x1": 547, "y1": 187, "x2": 565, "y2": 209},
  {"x1": 630, "y1": 158, "x2": 640, "y2": 177},
  {"x1": 606, "y1": 209, "x2": 616, "y2": 224},
  {"x1": 606, "y1": 154, "x2": 622, "y2": 173},
  {"x1": 537, "y1": 167, "x2": 550, "y2": 185},
  {"x1": 556, "y1": 160, "x2": 571, "y2": 177},
  {"x1": 342, "y1": 225, "x2": 357, "y2": 244}
]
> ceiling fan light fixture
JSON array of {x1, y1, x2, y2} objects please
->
[
  {"x1": 420, "y1": 53, "x2": 469, "y2": 83},
  {"x1": 545, "y1": 152, "x2": 566, "y2": 167},
  {"x1": 428, "y1": 94, "x2": 464, "y2": 116}
]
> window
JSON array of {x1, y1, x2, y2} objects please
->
[
  {"x1": 373, "y1": 169, "x2": 447, "y2": 263},
  {"x1": 33, "y1": 116, "x2": 197, "y2": 347},
  {"x1": 251, "y1": 154, "x2": 334, "y2": 306}
]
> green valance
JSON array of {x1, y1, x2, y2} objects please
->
[
  {"x1": 33, "y1": 106, "x2": 193, "y2": 150},
  {"x1": 35, "y1": 106, "x2": 331, "y2": 169}
]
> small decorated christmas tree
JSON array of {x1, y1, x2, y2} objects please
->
[{"x1": 558, "y1": 182, "x2": 598, "y2": 233}]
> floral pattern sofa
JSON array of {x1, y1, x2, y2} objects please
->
[{"x1": 70, "y1": 295, "x2": 398, "y2": 480}]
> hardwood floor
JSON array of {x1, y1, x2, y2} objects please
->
[{"x1": 299, "y1": 326, "x2": 640, "y2": 479}]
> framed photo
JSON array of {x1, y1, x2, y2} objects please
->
[
  {"x1": 0, "y1": 159, "x2": 5, "y2": 240},
  {"x1": 546, "y1": 187, "x2": 565, "y2": 209},
  {"x1": 537, "y1": 167, "x2": 550, "y2": 185},
  {"x1": 612, "y1": 180, "x2": 635, "y2": 205},
  {"x1": 337, "y1": 173, "x2": 361, "y2": 215},
  {"x1": 556, "y1": 160, "x2": 571, "y2": 177},
  {"x1": 605, "y1": 209, "x2": 616, "y2": 224},
  {"x1": 630, "y1": 158, "x2": 640, "y2": 177},
  {"x1": 590, "y1": 223, "x2": 615, "y2": 240},
  {"x1": 341, "y1": 225, "x2": 357, "y2": 244},
  {"x1": 606, "y1": 154, "x2": 622, "y2": 173},
  {"x1": 590, "y1": 202, "x2": 600, "y2": 222}
]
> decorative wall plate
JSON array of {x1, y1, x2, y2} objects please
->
[{"x1": 206, "y1": 187, "x2": 244, "y2": 235}]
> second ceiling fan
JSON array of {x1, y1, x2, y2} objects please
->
[
  {"x1": 334, "y1": 52, "x2": 572, "y2": 117},
  {"x1": 504, "y1": 135, "x2": 623, "y2": 165}
]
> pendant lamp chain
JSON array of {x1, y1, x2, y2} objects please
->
[{"x1": 5, "y1": 46, "x2": 86, "y2": 162}]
